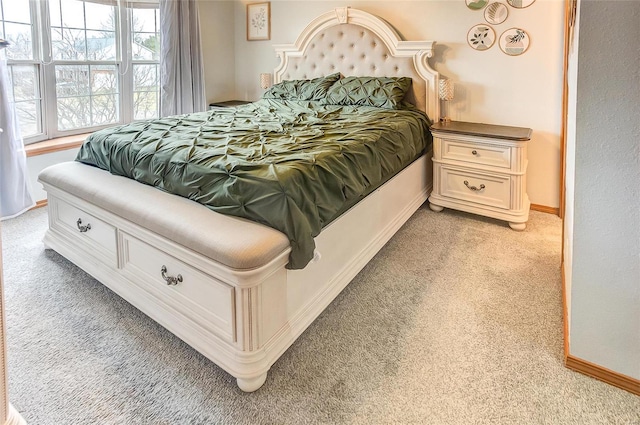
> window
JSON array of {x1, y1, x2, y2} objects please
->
[
  {"x1": 131, "y1": 7, "x2": 160, "y2": 120},
  {"x1": 0, "y1": 0, "x2": 42, "y2": 138},
  {"x1": 0, "y1": 0, "x2": 160, "y2": 144}
]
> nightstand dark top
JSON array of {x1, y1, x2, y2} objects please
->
[
  {"x1": 430, "y1": 121, "x2": 532, "y2": 141},
  {"x1": 209, "y1": 100, "x2": 252, "y2": 108}
]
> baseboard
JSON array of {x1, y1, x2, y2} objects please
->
[
  {"x1": 30, "y1": 199, "x2": 48, "y2": 210},
  {"x1": 530, "y1": 203, "x2": 560, "y2": 215},
  {"x1": 565, "y1": 355, "x2": 640, "y2": 395},
  {"x1": 561, "y1": 261, "x2": 569, "y2": 360}
]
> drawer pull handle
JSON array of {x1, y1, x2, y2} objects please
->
[
  {"x1": 464, "y1": 180, "x2": 485, "y2": 192},
  {"x1": 471, "y1": 150, "x2": 478, "y2": 155},
  {"x1": 161, "y1": 265, "x2": 183, "y2": 286},
  {"x1": 76, "y1": 218, "x2": 91, "y2": 233}
]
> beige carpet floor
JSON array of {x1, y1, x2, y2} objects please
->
[{"x1": 2, "y1": 206, "x2": 639, "y2": 424}]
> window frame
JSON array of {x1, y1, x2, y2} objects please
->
[
  {"x1": 3, "y1": 0, "x2": 159, "y2": 145},
  {"x1": 1, "y1": 0, "x2": 45, "y2": 142}
]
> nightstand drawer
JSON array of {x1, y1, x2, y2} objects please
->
[
  {"x1": 439, "y1": 167, "x2": 510, "y2": 210},
  {"x1": 441, "y1": 138, "x2": 511, "y2": 169}
]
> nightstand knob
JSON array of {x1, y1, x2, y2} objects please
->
[
  {"x1": 471, "y1": 150, "x2": 478, "y2": 155},
  {"x1": 464, "y1": 180, "x2": 485, "y2": 192}
]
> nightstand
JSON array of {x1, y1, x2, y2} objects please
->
[
  {"x1": 209, "y1": 100, "x2": 252, "y2": 109},
  {"x1": 428, "y1": 121, "x2": 532, "y2": 230}
]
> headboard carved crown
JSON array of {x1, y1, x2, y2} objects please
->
[
  {"x1": 273, "y1": 7, "x2": 439, "y2": 120},
  {"x1": 335, "y1": 7, "x2": 348, "y2": 24}
]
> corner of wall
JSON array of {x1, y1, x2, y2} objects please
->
[{"x1": 199, "y1": 1, "x2": 238, "y2": 104}]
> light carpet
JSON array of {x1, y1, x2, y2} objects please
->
[{"x1": 2, "y1": 206, "x2": 639, "y2": 424}]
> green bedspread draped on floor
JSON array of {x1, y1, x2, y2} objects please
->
[{"x1": 76, "y1": 99, "x2": 430, "y2": 269}]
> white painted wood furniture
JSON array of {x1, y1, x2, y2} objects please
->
[
  {"x1": 428, "y1": 121, "x2": 532, "y2": 230},
  {"x1": 38, "y1": 7, "x2": 440, "y2": 392}
]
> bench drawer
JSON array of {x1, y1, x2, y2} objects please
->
[
  {"x1": 49, "y1": 197, "x2": 117, "y2": 265},
  {"x1": 119, "y1": 232, "x2": 236, "y2": 343}
]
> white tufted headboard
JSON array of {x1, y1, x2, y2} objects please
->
[{"x1": 273, "y1": 7, "x2": 439, "y2": 121}]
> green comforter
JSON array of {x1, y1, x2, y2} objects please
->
[{"x1": 76, "y1": 99, "x2": 430, "y2": 269}]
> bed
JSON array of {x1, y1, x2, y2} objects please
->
[{"x1": 38, "y1": 7, "x2": 439, "y2": 392}]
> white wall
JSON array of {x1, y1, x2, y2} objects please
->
[
  {"x1": 221, "y1": 0, "x2": 565, "y2": 208},
  {"x1": 199, "y1": 0, "x2": 237, "y2": 104},
  {"x1": 567, "y1": 0, "x2": 640, "y2": 380},
  {"x1": 27, "y1": 149, "x2": 79, "y2": 202}
]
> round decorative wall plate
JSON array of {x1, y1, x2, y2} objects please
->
[
  {"x1": 466, "y1": 0, "x2": 489, "y2": 10},
  {"x1": 467, "y1": 24, "x2": 496, "y2": 51},
  {"x1": 499, "y1": 28, "x2": 530, "y2": 55},
  {"x1": 484, "y1": 2, "x2": 509, "y2": 24},
  {"x1": 506, "y1": 0, "x2": 536, "y2": 8}
]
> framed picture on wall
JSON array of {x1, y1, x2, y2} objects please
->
[{"x1": 247, "y1": 2, "x2": 271, "y2": 41}]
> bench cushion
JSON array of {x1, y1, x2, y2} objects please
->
[{"x1": 38, "y1": 162, "x2": 290, "y2": 270}]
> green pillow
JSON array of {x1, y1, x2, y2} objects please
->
[
  {"x1": 321, "y1": 76, "x2": 412, "y2": 109},
  {"x1": 262, "y1": 73, "x2": 341, "y2": 101}
]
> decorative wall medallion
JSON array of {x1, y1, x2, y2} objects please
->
[
  {"x1": 484, "y1": 2, "x2": 509, "y2": 24},
  {"x1": 466, "y1": 0, "x2": 489, "y2": 10},
  {"x1": 467, "y1": 24, "x2": 496, "y2": 51},
  {"x1": 499, "y1": 28, "x2": 530, "y2": 55},
  {"x1": 506, "y1": 0, "x2": 536, "y2": 8}
]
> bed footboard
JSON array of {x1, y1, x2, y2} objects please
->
[{"x1": 39, "y1": 151, "x2": 431, "y2": 391}]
